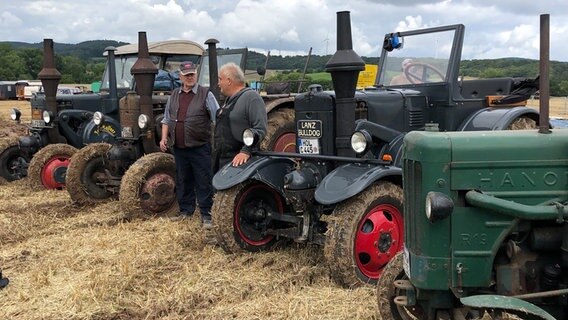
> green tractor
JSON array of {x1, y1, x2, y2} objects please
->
[{"x1": 377, "y1": 14, "x2": 566, "y2": 320}]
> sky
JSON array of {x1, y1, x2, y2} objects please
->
[{"x1": 1, "y1": 0, "x2": 568, "y2": 61}]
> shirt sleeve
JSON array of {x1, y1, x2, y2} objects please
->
[
  {"x1": 205, "y1": 91, "x2": 220, "y2": 124},
  {"x1": 161, "y1": 95, "x2": 173, "y2": 125}
]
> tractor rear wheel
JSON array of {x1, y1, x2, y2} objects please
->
[
  {"x1": 66, "y1": 143, "x2": 114, "y2": 205},
  {"x1": 324, "y1": 181, "x2": 403, "y2": 287},
  {"x1": 28, "y1": 143, "x2": 77, "y2": 190},
  {"x1": 119, "y1": 152, "x2": 178, "y2": 219},
  {"x1": 377, "y1": 252, "x2": 423, "y2": 320},
  {"x1": 261, "y1": 108, "x2": 296, "y2": 153},
  {"x1": 0, "y1": 137, "x2": 30, "y2": 182},
  {"x1": 211, "y1": 182, "x2": 285, "y2": 253}
]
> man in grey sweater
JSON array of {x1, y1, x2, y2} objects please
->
[{"x1": 213, "y1": 62, "x2": 267, "y2": 172}]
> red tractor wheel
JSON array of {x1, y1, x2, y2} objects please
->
[
  {"x1": 27, "y1": 143, "x2": 77, "y2": 190},
  {"x1": 119, "y1": 152, "x2": 178, "y2": 219},
  {"x1": 0, "y1": 137, "x2": 30, "y2": 182},
  {"x1": 324, "y1": 181, "x2": 403, "y2": 287},
  {"x1": 261, "y1": 108, "x2": 296, "y2": 153},
  {"x1": 211, "y1": 182, "x2": 285, "y2": 253}
]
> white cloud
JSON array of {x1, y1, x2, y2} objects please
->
[{"x1": 0, "y1": 0, "x2": 567, "y2": 61}]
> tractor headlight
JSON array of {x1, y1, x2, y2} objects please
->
[
  {"x1": 425, "y1": 192, "x2": 454, "y2": 222},
  {"x1": 93, "y1": 111, "x2": 104, "y2": 125},
  {"x1": 242, "y1": 128, "x2": 257, "y2": 147},
  {"x1": 10, "y1": 108, "x2": 21, "y2": 121},
  {"x1": 138, "y1": 114, "x2": 149, "y2": 130},
  {"x1": 43, "y1": 110, "x2": 53, "y2": 124},
  {"x1": 351, "y1": 130, "x2": 371, "y2": 154}
]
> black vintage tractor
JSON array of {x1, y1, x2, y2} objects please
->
[
  {"x1": 377, "y1": 14, "x2": 566, "y2": 320},
  {"x1": 0, "y1": 39, "x2": 126, "y2": 189},
  {"x1": 210, "y1": 11, "x2": 542, "y2": 288}
]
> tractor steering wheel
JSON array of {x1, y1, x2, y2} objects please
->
[{"x1": 403, "y1": 62, "x2": 445, "y2": 84}]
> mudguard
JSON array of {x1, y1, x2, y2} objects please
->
[
  {"x1": 460, "y1": 295, "x2": 555, "y2": 320},
  {"x1": 315, "y1": 163, "x2": 401, "y2": 205},
  {"x1": 212, "y1": 156, "x2": 295, "y2": 193},
  {"x1": 457, "y1": 106, "x2": 539, "y2": 131},
  {"x1": 80, "y1": 116, "x2": 121, "y2": 146}
]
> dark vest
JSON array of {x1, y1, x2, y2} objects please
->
[{"x1": 168, "y1": 85, "x2": 211, "y2": 148}]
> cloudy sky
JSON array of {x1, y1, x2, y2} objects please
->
[{"x1": 1, "y1": 0, "x2": 567, "y2": 61}]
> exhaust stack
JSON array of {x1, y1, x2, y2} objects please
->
[
  {"x1": 325, "y1": 11, "x2": 365, "y2": 157},
  {"x1": 38, "y1": 39, "x2": 61, "y2": 117}
]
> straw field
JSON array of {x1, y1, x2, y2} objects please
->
[{"x1": 0, "y1": 100, "x2": 377, "y2": 319}]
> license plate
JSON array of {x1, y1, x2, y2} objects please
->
[
  {"x1": 298, "y1": 138, "x2": 320, "y2": 154},
  {"x1": 31, "y1": 119, "x2": 45, "y2": 127}
]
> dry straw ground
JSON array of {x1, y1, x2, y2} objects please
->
[
  {"x1": 0, "y1": 96, "x2": 567, "y2": 319},
  {"x1": 0, "y1": 101, "x2": 376, "y2": 319}
]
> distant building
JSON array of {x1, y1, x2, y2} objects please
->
[
  {"x1": 15, "y1": 80, "x2": 42, "y2": 100},
  {"x1": 0, "y1": 81, "x2": 17, "y2": 100}
]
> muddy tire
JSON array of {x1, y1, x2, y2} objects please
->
[
  {"x1": 324, "y1": 181, "x2": 403, "y2": 287},
  {"x1": 119, "y1": 152, "x2": 178, "y2": 219},
  {"x1": 28, "y1": 143, "x2": 77, "y2": 190},
  {"x1": 66, "y1": 143, "x2": 114, "y2": 206},
  {"x1": 377, "y1": 252, "x2": 422, "y2": 320},
  {"x1": 507, "y1": 117, "x2": 537, "y2": 130},
  {"x1": 260, "y1": 108, "x2": 296, "y2": 152},
  {"x1": 211, "y1": 182, "x2": 285, "y2": 253},
  {"x1": 0, "y1": 137, "x2": 30, "y2": 182}
]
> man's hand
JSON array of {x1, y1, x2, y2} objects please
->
[
  {"x1": 232, "y1": 152, "x2": 250, "y2": 166},
  {"x1": 159, "y1": 139, "x2": 168, "y2": 152}
]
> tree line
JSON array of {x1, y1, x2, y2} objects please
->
[{"x1": 2, "y1": 41, "x2": 568, "y2": 96}]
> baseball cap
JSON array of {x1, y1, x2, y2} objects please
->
[{"x1": 179, "y1": 61, "x2": 197, "y2": 75}]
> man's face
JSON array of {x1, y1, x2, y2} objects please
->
[
  {"x1": 180, "y1": 72, "x2": 197, "y2": 88},
  {"x1": 218, "y1": 71, "x2": 230, "y2": 96}
]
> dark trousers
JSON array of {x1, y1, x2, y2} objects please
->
[{"x1": 173, "y1": 143, "x2": 213, "y2": 217}]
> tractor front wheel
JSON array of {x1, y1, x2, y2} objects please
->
[
  {"x1": 211, "y1": 182, "x2": 285, "y2": 253},
  {"x1": 377, "y1": 252, "x2": 423, "y2": 320},
  {"x1": 119, "y1": 152, "x2": 178, "y2": 219},
  {"x1": 0, "y1": 137, "x2": 30, "y2": 183},
  {"x1": 28, "y1": 143, "x2": 77, "y2": 190},
  {"x1": 324, "y1": 181, "x2": 403, "y2": 287},
  {"x1": 66, "y1": 143, "x2": 114, "y2": 205}
]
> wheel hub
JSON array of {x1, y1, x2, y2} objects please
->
[
  {"x1": 354, "y1": 204, "x2": 403, "y2": 279},
  {"x1": 378, "y1": 232, "x2": 393, "y2": 253},
  {"x1": 41, "y1": 156, "x2": 71, "y2": 189},
  {"x1": 139, "y1": 173, "x2": 176, "y2": 214}
]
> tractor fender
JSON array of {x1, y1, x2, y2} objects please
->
[
  {"x1": 212, "y1": 156, "x2": 295, "y2": 194},
  {"x1": 457, "y1": 106, "x2": 539, "y2": 131},
  {"x1": 460, "y1": 295, "x2": 556, "y2": 320},
  {"x1": 80, "y1": 116, "x2": 121, "y2": 145},
  {"x1": 315, "y1": 163, "x2": 402, "y2": 205},
  {"x1": 263, "y1": 96, "x2": 294, "y2": 114}
]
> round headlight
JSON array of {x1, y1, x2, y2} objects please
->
[
  {"x1": 243, "y1": 128, "x2": 255, "y2": 147},
  {"x1": 138, "y1": 114, "x2": 149, "y2": 129},
  {"x1": 93, "y1": 111, "x2": 103, "y2": 125},
  {"x1": 425, "y1": 195, "x2": 433, "y2": 220},
  {"x1": 351, "y1": 130, "x2": 371, "y2": 154},
  {"x1": 10, "y1": 108, "x2": 21, "y2": 121},
  {"x1": 43, "y1": 110, "x2": 52, "y2": 124},
  {"x1": 425, "y1": 192, "x2": 454, "y2": 222}
]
